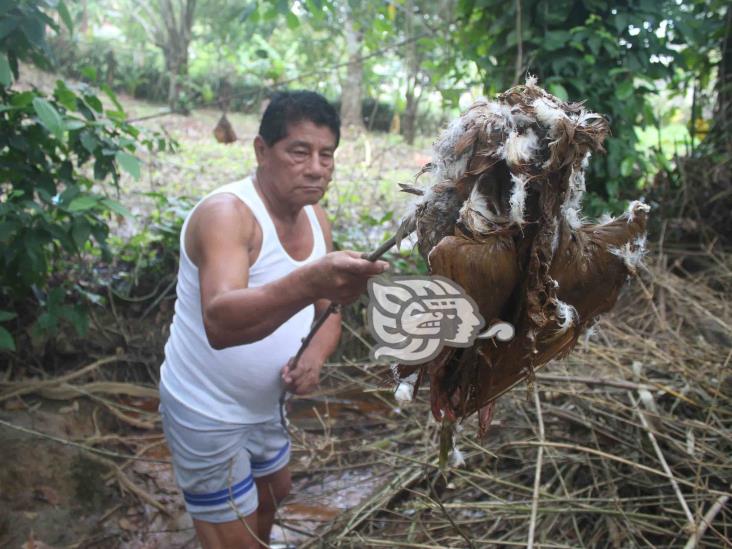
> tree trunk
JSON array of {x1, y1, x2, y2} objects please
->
[
  {"x1": 403, "y1": 91, "x2": 419, "y2": 145},
  {"x1": 341, "y1": 8, "x2": 364, "y2": 129},
  {"x1": 157, "y1": 0, "x2": 195, "y2": 113},
  {"x1": 80, "y1": 0, "x2": 88, "y2": 34},
  {"x1": 402, "y1": 0, "x2": 422, "y2": 144}
]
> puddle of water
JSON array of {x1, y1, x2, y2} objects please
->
[
  {"x1": 287, "y1": 389, "x2": 396, "y2": 430},
  {"x1": 271, "y1": 467, "x2": 388, "y2": 545},
  {"x1": 280, "y1": 502, "x2": 340, "y2": 522}
]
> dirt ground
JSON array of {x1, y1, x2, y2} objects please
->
[{"x1": 0, "y1": 366, "x2": 411, "y2": 548}]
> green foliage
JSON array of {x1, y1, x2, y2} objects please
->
[
  {"x1": 454, "y1": 0, "x2": 727, "y2": 216},
  {"x1": 0, "y1": 310, "x2": 17, "y2": 351},
  {"x1": 0, "y1": 1, "x2": 174, "y2": 352},
  {"x1": 0, "y1": 0, "x2": 62, "y2": 75},
  {"x1": 108, "y1": 192, "x2": 193, "y2": 297}
]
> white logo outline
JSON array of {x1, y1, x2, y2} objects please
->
[{"x1": 366, "y1": 275, "x2": 514, "y2": 364}]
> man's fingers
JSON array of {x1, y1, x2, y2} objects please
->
[{"x1": 339, "y1": 256, "x2": 389, "y2": 276}]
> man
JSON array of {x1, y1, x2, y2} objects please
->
[{"x1": 159, "y1": 91, "x2": 387, "y2": 548}]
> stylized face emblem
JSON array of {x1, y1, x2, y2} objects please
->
[{"x1": 367, "y1": 276, "x2": 498, "y2": 364}]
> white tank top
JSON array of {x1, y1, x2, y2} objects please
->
[{"x1": 160, "y1": 176, "x2": 327, "y2": 423}]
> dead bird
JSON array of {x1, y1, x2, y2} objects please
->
[{"x1": 393, "y1": 78, "x2": 650, "y2": 454}]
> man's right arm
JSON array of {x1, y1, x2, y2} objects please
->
[{"x1": 188, "y1": 195, "x2": 386, "y2": 350}]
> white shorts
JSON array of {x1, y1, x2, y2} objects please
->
[{"x1": 159, "y1": 383, "x2": 291, "y2": 523}]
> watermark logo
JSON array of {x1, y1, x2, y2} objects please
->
[{"x1": 367, "y1": 276, "x2": 515, "y2": 364}]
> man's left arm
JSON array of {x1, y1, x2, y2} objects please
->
[{"x1": 282, "y1": 205, "x2": 343, "y2": 395}]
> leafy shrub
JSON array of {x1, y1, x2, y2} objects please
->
[
  {"x1": 0, "y1": 1, "x2": 174, "y2": 351},
  {"x1": 108, "y1": 192, "x2": 193, "y2": 299}
]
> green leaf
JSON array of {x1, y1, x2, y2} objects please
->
[
  {"x1": 20, "y1": 16, "x2": 45, "y2": 47},
  {"x1": 64, "y1": 118, "x2": 86, "y2": 130},
  {"x1": 285, "y1": 10, "x2": 299, "y2": 28},
  {"x1": 0, "y1": 51, "x2": 12, "y2": 87},
  {"x1": 547, "y1": 83, "x2": 569, "y2": 101},
  {"x1": 80, "y1": 131, "x2": 97, "y2": 153},
  {"x1": 0, "y1": 326, "x2": 15, "y2": 351},
  {"x1": 620, "y1": 157, "x2": 634, "y2": 177},
  {"x1": 655, "y1": 151, "x2": 672, "y2": 172},
  {"x1": 63, "y1": 305, "x2": 88, "y2": 336},
  {"x1": 33, "y1": 97, "x2": 65, "y2": 141},
  {"x1": 617, "y1": 80, "x2": 634, "y2": 100},
  {"x1": 68, "y1": 195, "x2": 99, "y2": 212},
  {"x1": 58, "y1": 0, "x2": 74, "y2": 33},
  {"x1": 55, "y1": 80, "x2": 77, "y2": 110},
  {"x1": 10, "y1": 90, "x2": 34, "y2": 107},
  {"x1": 80, "y1": 66, "x2": 97, "y2": 81},
  {"x1": 71, "y1": 217, "x2": 91, "y2": 249},
  {"x1": 101, "y1": 198, "x2": 133, "y2": 217},
  {"x1": 0, "y1": 0, "x2": 15, "y2": 17},
  {"x1": 115, "y1": 151, "x2": 141, "y2": 180},
  {"x1": 100, "y1": 83, "x2": 124, "y2": 113},
  {"x1": 544, "y1": 30, "x2": 571, "y2": 52},
  {"x1": 84, "y1": 94, "x2": 103, "y2": 113},
  {"x1": 0, "y1": 17, "x2": 18, "y2": 42},
  {"x1": 0, "y1": 310, "x2": 17, "y2": 322}
]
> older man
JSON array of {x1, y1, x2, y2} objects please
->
[{"x1": 159, "y1": 91, "x2": 387, "y2": 548}]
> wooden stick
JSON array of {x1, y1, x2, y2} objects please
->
[
  {"x1": 527, "y1": 385, "x2": 546, "y2": 549},
  {"x1": 632, "y1": 395, "x2": 696, "y2": 530},
  {"x1": 280, "y1": 235, "x2": 399, "y2": 428},
  {"x1": 291, "y1": 235, "x2": 398, "y2": 369},
  {"x1": 683, "y1": 494, "x2": 730, "y2": 549}
]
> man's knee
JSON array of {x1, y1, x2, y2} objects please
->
[{"x1": 257, "y1": 469, "x2": 291, "y2": 511}]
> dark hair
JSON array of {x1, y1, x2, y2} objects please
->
[{"x1": 259, "y1": 90, "x2": 340, "y2": 147}]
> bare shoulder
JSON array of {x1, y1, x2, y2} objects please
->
[
  {"x1": 312, "y1": 203, "x2": 334, "y2": 250},
  {"x1": 186, "y1": 193, "x2": 256, "y2": 266}
]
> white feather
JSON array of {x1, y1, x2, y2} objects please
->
[
  {"x1": 532, "y1": 97, "x2": 567, "y2": 131},
  {"x1": 432, "y1": 117, "x2": 472, "y2": 182},
  {"x1": 510, "y1": 106, "x2": 536, "y2": 128},
  {"x1": 485, "y1": 101, "x2": 515, "y2": 129},
  {"x1": 526, "y1": 74, "x2": 539, "y2": 87},
  {"x1": 556, "y1": 299, "x2": 578, "y2": 332},
  {"x1": 627, "y1": 200, "x2": 651, "y2": 223},
  {"x1": 459, "y1": 183, "x2": 499, "y2": 232},
  {"x1": 444, "y1": 154, "x2": 470, "y2": 182},
  {"x1": 505, "y1": 129, "x2": 539, "y2": 166},
  {"x1": 565, "y1": 165, "x2": 586, "y2": 210},
  {"x1": 609, "y1": 234, "x2": 648, "y2": 273},
  {"x1": 394, "y1": 382, "x2": 415, "y2": 403},
  {"x1": 581, "y1": 152, "x2": 592, "y2": 169},
  {"x1": 551, "y1": 217, "x2": 560, "y2": 256},
  {"x1": 450, "y1": 446, "x2": 466, "y2": 468},
  {"x1": 582, "y1": 322, "x2": 597, "y2": 345},
  {"x1": 509, "y1": 173, "x2": 528, "y2": 224},
  {"x1": 394, "y1": 372, "x2": 418, "y2": 403},
  {"x1": 574, "y1": 109, "x2": 603, "y2": 127},
  {"x1": 562, "y1": 206, "x2": 583, "y2": 229}
]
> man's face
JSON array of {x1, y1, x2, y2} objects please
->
[{"x1": 255, "y1": 120, "x2": 337, "y2": 206}]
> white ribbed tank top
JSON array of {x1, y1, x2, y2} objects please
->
[{"x1": 160, "y1": 176, "x2": 327, "y2": 423}]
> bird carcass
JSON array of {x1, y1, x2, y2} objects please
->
[{"x1": 394, "y1": 78, "x2": 650, "y2": 441}]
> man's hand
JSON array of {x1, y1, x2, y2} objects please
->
[
  {"x1": 281, "y1": 351, "x2": 322, "y2": 395},
  {"x1": 306, "y1": 251, "x2": 389, "y2": 305}
]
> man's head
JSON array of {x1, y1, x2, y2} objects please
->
[
  {"x1": 259, "y1": 90, "x2": 340, "y2": 148},
  {"x1": 254, "y1": 91, "x2": 340, "y2": 208}
]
